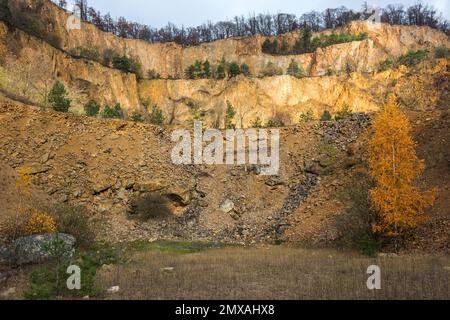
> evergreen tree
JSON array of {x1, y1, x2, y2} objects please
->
[
  {"x1": 130, "y1": 111, "x2": 144, "y2": 122},
  {"x1": 229, "y1": 62, "x2": 241, "y2": 77},
  {"x1": 102, "y1": 103, "x2": 124, "y2": 119},
  {"x1": 203, "y1": 60, "x2": 212, "y2": 78},
  {"x1": 301, "y1": 26, "x2": 312, "y2": 53},
  {"x1": 83, "y1": 99, "x2": 100, "y2": 117},
  {"x1": 286, "y1": 60, "x2": 304, "y2": 78},
  {"x1": 225, "y1": 101, "x2": 236, "y2": 129},
  {"x1": 148, "y1": 105, "x2": 165, "y2": 124},
  {"x1": 280, "y1": 38, "x2": 289, "y2": 54},
  {"x1": 112, "y1": 55, "x2": 132, "y2": 72},
  {"x1": 193, "y1": 60, "x2": 202, "y2": 78},
  {"x1": 216, "y1": 59, "x2": 226, "y2": 79},
  {"x1": 48, "y1": 81, "x2": 71, "y2": 113},
  {"x1": 262, "y1": 39, "x2": 272, "y2": 54},
  {"x1": 185, "y1": 65, "x2": 196, "y2": 79},
  {"x1": 240, "y1": 63, "x2": 251, "y2": 77},
  {"x1": 320, "y1": 110, "x2": 332, "y2": 121}
]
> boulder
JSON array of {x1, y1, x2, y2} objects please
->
[
  {"x1": 220, "y1": 199, "x2": 235, "y2": 213},
  {"x1": 28, "y1": 164, "x2": 51, "y2": 175},
  {"x1": 167, "y1": 186, "x2": 193, "y2": 205},
  {"x1": 0, "y1": 234, "x2": 76, "y2": 266},
  {"x1": 134, "y1": 179, "x2": 168, "y2": 193}
]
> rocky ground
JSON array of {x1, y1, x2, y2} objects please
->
[{"x1": 0, "y1": 94, "x2": 448, "y2": 252}]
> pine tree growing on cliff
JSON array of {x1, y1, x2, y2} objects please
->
[
  {"x1": 225, "y1": 101, "x2": 236, "y2": 129},
  {"x1": 84, "y1": 99, "x2": 100, "y2": 117},
  {"x1": 202, "y1": 60, "x2": 212, "y2": 78},
  {"x1": 368, "y1": 99, "x2": 436, "y2": 246},
  {"x1": 287, "y1": 60, "x2": 304, "y2": 78},
  {"x1": 48, "y1": 81, "x2": 71, "y2": 113}
]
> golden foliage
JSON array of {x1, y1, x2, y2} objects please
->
[
  {"x1": 25, "y1": 210, "x2": 56, "y2": 235},
  {"x1": 368, "y1": 99, "x2": 436, "y2": 237},
  {"x1": 0, "y1": 167, "x2": 55, "y2": 241},
  {"x1": 16, "y1": 166, "x2": 33, "y2": 196}
]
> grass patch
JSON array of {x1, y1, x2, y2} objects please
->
[{"x1": 23, "y1": 241, "x2": 122, "y2": 300}]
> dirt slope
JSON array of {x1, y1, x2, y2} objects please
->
[{"x1": 0, "y1": 94, "x2": 447, "y2": 252}]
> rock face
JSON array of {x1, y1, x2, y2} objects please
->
[
  {"x1": 139, "y1": 59, "x2": 449, "y2": 127},
  {"x1": 0, "y1": 233, "x2": 76, "y2": 266},
  {"x1": 3, "y1": 0, "x2": 448, "y2": 119},
  {"x1": 7, "y1": 0, "x2": 449, "y2": 77},
  {"x1": 0, "y1": 21, "x2": 140, "y2": 113}
]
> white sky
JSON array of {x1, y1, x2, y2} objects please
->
[{"x1": 74, "y1": 0, "x2": 450, "y2": 28}]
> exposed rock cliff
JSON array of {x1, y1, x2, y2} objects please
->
[
  {"x1": 139, "y1": 59, "x2": 449, "y2": 127},
  {"x1": 0, "y1": 21, "x2": 140, "y2": 111},
  {"x1": 7, "y1": 0, "x2": 450, "y2": 78}
]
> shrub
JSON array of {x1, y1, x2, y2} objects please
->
[
  {"x1": 147, "y1": 69, "x2": 161, "y2": 80},
  {"x1": 397, "y1": 49, "x2": 428, "y2": 67},
  {"x1": 320, "y1": 110, "x2": 332, "y2": 121},
  {"x1": 240, "y1": 63, "x2": 251, "y2": 77},
  {"x1": 1, "y1": 208, "x2": 56, "y2": 243},
  {"x1": 185, "y1": 60, "x2": 214, "y2": 79},
  {"x1": 300, "y1": 109, "x2": 315, "y2": 122},
  {"x1": 215, "y1": 59, "x2": 227, "y2": 79},
  {"x1": 229, "y1": 62, "x2": 241, "y2": 77},
  {"x1": 225, "y1": 101, "x2": 236, "y2": 129},
  {"x1": 188, "y1": 103, "x2": 206, "y2": 125},
  {"x1": 280, "y1": 38, "x2": 289, "y2": 54},
  {"x1": 267, "y1": 112, "x2": 286, "y2": 127},
  {"x1": 262, "y1": 39, "x2": 279, "y2": 55},
  {"x1": 25, "y1": 210, "x2": 56, "y2": 236},
  {"x1": 334, "y1": 104, "x2": 352, "y2": 121},
  {"x1": 48, "y1": 81, "x2": 71, "y2": 112},
  {"x1": 333, "y1": 172, "x2": 380, "y2": 256},
  {"x1": 112, "y1": 55, "x2": 143, "y2": 78},
  {"x1": 102, "y1": 103, "x2": 124, "y2": 119},
  {"x1": 377, "y1": 58, "x2": 394, "y2": 72},
  {"x1": 69, "y1": 47, "x2": 99, "y2": 61},
  {"x1": 130, "y1": 57, "x2": 144, "y2": 79},
  {"x1": 24, "y1": 267, "x2": 59, "y2": 300},
  {"x1": 357, "y1": 234, "x2": 383, "y2": 257},
  {"x1": 102, "y1": 48, "x2": 117, "y2": 67},
  {"x1": 250, "y1": 117, "x2": 263, "y2": 128},
  {"x1": 312, "y1": 32, "x2": 368, "y2": 51},
  {"x1": 129, "y1": 193, "x2": 172, "y2": 219},
  {"x1": 435, "y1": 46, "x2": 449, "y2": 59},
  {"x1": 185, "y1": 65, "x2": 196, "y2": 79},
  {"x1": 261, "y1": 62, "x2": 283, "y2": 77},
  {"x1": 148, "y1": 105, "x2": 165, "y2": 125},
  {"x1": 202, "y1": 60, "x2": 212, "y2": 78},
  {"x1": 130, "y1": 111, "x2": 144, "y2": 122},
  {"x1": 84, "y1": 99, "x2": 100, "y2": 117},
  {"x1": 112, "y1": 55, "x2": 132, "y2": 72},
  {"x1": 50, "y1": 204, "x2": 94, "y2": 248},
  {"x1": 0, "y1": 0, "x2": 12, "y2": 27},
  {"x1": 266, "y1": 119, "x2": 284, "y2": 128},
  {"x1": 287, "y1": 60, "x2": 304, "y2": 78}
]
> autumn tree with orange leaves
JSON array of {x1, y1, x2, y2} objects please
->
[{"x1": 368, "y1": 99, "x2": 436, "y2": 242}]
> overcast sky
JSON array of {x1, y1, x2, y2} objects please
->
[{"x1": 76, "y1": 0, "x2": 449, "y2": 28}]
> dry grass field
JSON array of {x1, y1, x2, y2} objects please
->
[{"x1": 95, "y1": 244, "x2": 450, "y2": 300}]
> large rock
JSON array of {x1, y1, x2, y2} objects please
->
[
  {"x1": 134, "y1": 179, "x2": 168, "y2": 193},
  {"x1": 219, "y1": 199, "x2": 235, "y2": 213},
  {"x1": 0, "y1": 234, "x2": 76, "y2": 266}
]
